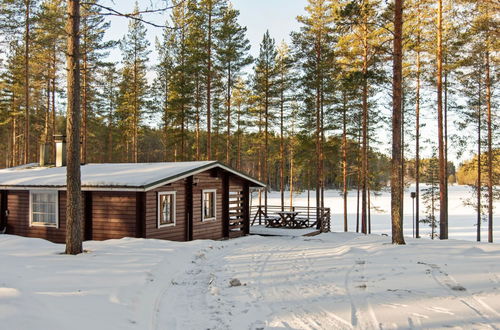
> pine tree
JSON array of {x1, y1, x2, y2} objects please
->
[
  {"x1": 215, "y1": 4, "x2": 252, "y2": 166},
  {"x1": 32, "y1": 0, "x2": 65, "y2": 163},
  {"x1": 253, "y1": 31, "x2": 278, "y2": 215},
  {"x1": 275, "y1": 41, "x2": 293, "y2": 211},
  {"x1": 293, "y1": 0, "x2": 335, "y2": 228},
  {"x1": 421, "y1": 154, "x2": 440, "y2": 239},
  {"x1": 80, "y1": 0, "x2": 115, "y2": 163},
  {"x1": 117, "y1": 3, "x2": 151, "y2": 163},
  {"x1": 99, "y1": 64, "x2": 119, "y2": 162},
  {"x1": 198, "y1": 0, "x2": 226, "y2": 160}
]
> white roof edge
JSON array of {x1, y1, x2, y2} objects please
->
[
  {"x1": 0, "y1": 162, "x2": 265, "y2": 192},
  {"x1": 144, "y1": 162, "x2": 266, "y2": 191}
]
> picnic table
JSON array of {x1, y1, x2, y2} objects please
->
[{"x1": 277, "y1": 211, "x2": 308, "y2": 228}]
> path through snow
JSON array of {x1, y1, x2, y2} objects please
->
[{"x1": 1, "y1": 233, "x2": 500, "y2": 329}]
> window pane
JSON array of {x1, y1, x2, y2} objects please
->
[
  {"x1": 204, "y1": 191, "x2": 215, "y2": 219},
  {"x1": 159, "y1": 194, "x2": 174, "y2": 225},
  {"x1": 31, "y1": 192, "x2": 57, "y2": 226}
]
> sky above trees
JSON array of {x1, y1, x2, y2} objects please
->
[{"x1": 103, "y1": 0, "x2": 305, "y2": 63}]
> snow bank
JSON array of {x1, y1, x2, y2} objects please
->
[{"x1": 1, "y1": 233, "x2": 499, "y2": 329}]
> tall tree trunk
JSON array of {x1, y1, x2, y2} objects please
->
[
  {"x1": 437, "y1": 0, "x2": 448, "y2": 239},
  {"x1": 206, "y1": 1, "x2": 213, "y2": 160},
  {"x1": 264, "y1": 83, "x2": 269, "y2": 216},
  {"x1": 391, "y1": 0, "x2": 405, "y2": 245},
  {"x1": 65, "y1": 0, "x2": 83, "y2": 255},
  {"x1": 361, "y1": 24, "x2": 369, "y2": 235},
  {"x1": 82, "y1": 50, "x2": 88, "y2": 163},
  {"x1": 315, "y1": 36, "x2": 322, "y2": 228},
  {"x1": 133, "y1": 54, "x2": 139, "y2": 163},
  {"x1": 444, "y1": 55, "x2": 449, "y2": 235},
  {"x1": 342, "y1": 91, "x2": 348, "y2": 232},
  {"x1": 486, "y1": 49, "x2": 493, "y2": 243},
  {"x1": 44, "y1": 80, "x2": 50, "y2": 143},
  {"x1": 356, "y1": 122, "x2": 361, "y2": 233},
  {"x1": 81, "y1": 16, "x2": 88, "y2": 164},
  {"x1": 226, "y1": 66, "x2": 231, "y2": 165},
  {"x1": 415, "y1": 40, "x2": 421, "y2": 239},
  {"x1": 51, "y1": 48, "x2": 57, "y2": 163},
  {"x1": 280, "y1": 76, "x2": 285, "y2": 211},
  {"x1": 195, "y1": 76, "x2": 201, "y2": 161},
  {"x1": 24, "y1": 0, "x2": 31, "y2": 164},
  {"x1": 108, "y1": 99, "x2": 113, "y2": 162},
  {"x1": 236, "y1": 105, "x2": 241, "y2": 169},
  {"x1": 477, "y1": 78, "x2": 481, "y2": 242}
]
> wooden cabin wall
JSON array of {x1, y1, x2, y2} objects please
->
[
  {"x1": 144, "y1": 180, "x2": 187, "y2": 241},
  {"x1": 91, "y1": 191, "x2": 137, "y2": 240},
  {"x1": 6, "y1": 190, "x2": 67, "y2": 243},
  {"x1": 192, "y1": 170, "x2": 224, "y2": 240}
]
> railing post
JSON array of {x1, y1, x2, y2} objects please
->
[{"x1": 258, "y1": 206, "x2": 262, "y2": 225}]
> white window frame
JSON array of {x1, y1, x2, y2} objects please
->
[
  {"x1": 29, "y1": 190, "x2": 59, "y2": 228},
  {"x1": 157, "y1": 191, "x2": 176, "y2": 228},
  {"x1": 202, "y1": 189, "x2": 217, "y2": 222}
]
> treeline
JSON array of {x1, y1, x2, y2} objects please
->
[{"x1": 0, "y1": 0, "x2": 497, "y2": 238}]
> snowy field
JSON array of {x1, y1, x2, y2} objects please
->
[
  {"x1": 255, "y1": 185, "x2": 500, "y2": 242},
  {"x1": 1, "y1": 233, "x2": 500, "y2": 329}
]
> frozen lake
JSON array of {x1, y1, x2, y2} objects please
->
[{"x1": 252, "y1": 185, "x2": 500, "y2": 242}]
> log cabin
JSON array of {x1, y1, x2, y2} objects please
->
[{"x1": 0, "y1": 158, "x2": 265, "y2": 243}]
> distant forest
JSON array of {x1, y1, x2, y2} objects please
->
[{"x1": 0, "y1": 0, "x2": 497, "y2": 234}]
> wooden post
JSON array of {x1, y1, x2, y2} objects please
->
[
  {"x1": 222, "y1": 172, "x2": 229, "y2": 238},
  {"x1": 243, "y1": 183, "x2": 250, "y2": 235},
  {"x1": 0, "y1": 190, "x2": 7, "y2": 231},
  {"x1": 84, "y1": 191, "x2": 92, "y2": 240},
  {"x1": 135, "y1": 192, "x2": 145, "y2": 238},
  {"x1": 185, "y1": 176, "x2": 193, "y2": 241}
]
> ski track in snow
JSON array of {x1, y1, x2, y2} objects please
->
[
  {"x1": 419, "y1": 261, "x2": 500, "y2": 330},
  {"x1": 4, "y1": 234, "x2": 500, "y2": 330}
]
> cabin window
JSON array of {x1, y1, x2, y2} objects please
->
[
  {"x1": 29, "y1": 191, "x2": 58, "y2": 228},
  {"x1": 202, "y1": 189, "x2": 216, "y2": 221},
  {"x1": 158, "y1": 192, "x2": 176, "y2": 227}
]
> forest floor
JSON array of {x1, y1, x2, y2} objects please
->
[{"x1": 1, "y1": 233, "x2": 500, "y2": 329}]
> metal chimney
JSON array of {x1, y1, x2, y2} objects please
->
[{"x1": 54, "y1": 135, "x2": 66, "y2": 167}]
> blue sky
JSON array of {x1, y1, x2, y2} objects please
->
[{"x1": 102, "y1": 0, "x2": 307, "y2": 62}]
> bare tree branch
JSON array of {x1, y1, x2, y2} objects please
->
[{"x1": 80, "y1": 1, "x2": 185, "y2": 29}]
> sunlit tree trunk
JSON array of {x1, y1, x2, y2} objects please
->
[
  {"x1": 437, "y1": 0, "x2": 448, "y2": 239},
  {"x1": 391, "y1": 0, "x2": 405, "y2": 245},
  {"x1": 23, "y1": 0, "x2": 31, "y2": 164},
  {"x1": 65, "y1": 0, "x2": 83, "y2": 255}
]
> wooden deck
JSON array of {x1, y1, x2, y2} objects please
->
[{"x1": 250, "y1": 205, "x2": 331, "y2": 233}]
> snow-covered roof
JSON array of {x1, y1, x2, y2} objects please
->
[{"x1": 0, "y1": 161, "x2": 265, "y2": 191}]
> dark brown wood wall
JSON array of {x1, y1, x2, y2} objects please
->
[
  {"x1": 0, "y1": 190, "x2": 7, "y2": 230},
  {"x1": 6, "y1": 190, "x2": 67, "y2": 243},
  {"x1": 3, "y1": 168, "x2": 253, "y2": 243},
  {"x1": 144, "y1": 180, "x2": 187, "y2": 241},
  {"x1": 91, "y1": 191, "x2": 137, "y2": 240},
  {"x1": 192, "y1": 171, "x2": 224, "y2": 240}
]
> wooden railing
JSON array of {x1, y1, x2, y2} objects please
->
[{"x1": 250, "y1": 205, "x2": 331, "y2": 233}]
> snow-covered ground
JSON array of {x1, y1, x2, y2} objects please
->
[
  {"x1": 1, "y1": 233, "x2": 500, "y2": 329},
  {"x1": 255, "y1": 185, "x2": 500, "y2": 242}
]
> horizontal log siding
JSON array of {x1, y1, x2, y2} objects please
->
[
  {"x1": 228, "y1": 176, "x2": 245, "y2": 238},
  {"x1": 6, "y1": 190, "x2": 67, "y2": 243},
  {"x1": 144, "y1": 181, "x2": 186, "y2": 241},
  {"x1": 91, "y1": 191, "x2": 136, "y2": 240},
  {"x1": 192, "y1": 171, "x2": 224, "y2": 240}
]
